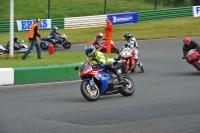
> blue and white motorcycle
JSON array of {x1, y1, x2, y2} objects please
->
[
  {"x1": 40, "y1": 34, "x2": 71, "y2": 50},
  {"x1": 75, "y1": 60, "x2": 135, "y2": 101}
]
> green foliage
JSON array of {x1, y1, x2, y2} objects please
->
[{"x1": 0, "y1": 52, "x2": 117, "y2": 68}]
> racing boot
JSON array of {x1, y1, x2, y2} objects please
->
[
  {"x1": 117, "y1": 74, "x2": 122, "y2": 83},
  {"x1": 139, "y1": 66, "x2": 145, "y2": 73}
]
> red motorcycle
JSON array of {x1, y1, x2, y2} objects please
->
[
  {"x1": 86, "y1": 40, "x2": 119, "y2": 54},
  {"x1": 186, "y1": 49, "x2": 200, "y2": 71},
  {"x1": 119, "y1": 47, "x2": 136, "y2": 74}
]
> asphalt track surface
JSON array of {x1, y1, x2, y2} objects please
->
[{"x1": 0, "y1": 37, "x2": 200, "y2": 133}]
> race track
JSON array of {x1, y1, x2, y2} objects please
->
[{"x1": 0, "y1": 37, "x2": 200, "y2": 133}]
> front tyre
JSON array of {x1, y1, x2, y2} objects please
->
[
  {"x1": 40, "y1": 42, "x2": 48, "y2": 50},
  {"x1": 63, "y1": 41, "x2": 71, "y2": 49},
  {"x1": 120, "y1": 75, "x2": 135, "y2": 96},
  {"x1": 111, "y1": 48, "x2": 119, "y2": 54},
  {"x1": 80, "y1": 80, "x2": 100, "y2": 101}
]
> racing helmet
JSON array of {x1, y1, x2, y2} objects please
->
[
  {"x1": 97, "y1": 32, "x2": 103, "y2": 39},
  {"x1": 85, "y1": 44, "x2": 96, "y2": 57},
  {"x1": 183, "y1": 37, "x2": 190, "y2": 46},
  {"x1": 54, "y1": 26, "x2": 58, "y2": 30},
  {"x1": 124, "y1": 32, "x2": 132, "y2": 41},
  {"x1": 14, "y1": 35, "x2": 18, "y2": 42}
]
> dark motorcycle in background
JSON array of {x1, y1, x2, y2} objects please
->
[
  {"x1": 185, "y1": 49, "x2": 200, "y2": 71},
  {"x1": 86, "y1": 40, "x2": 119, "y2": 54},
  {"x1": 75, "y1": 60, "x2": 135, "y2": 102},
  {"x1": 40, "y1": 34, "x2": 71, "y2": 50},
  {"x1": 118, "y1": 47, "x2": 136, "y2": 74}
]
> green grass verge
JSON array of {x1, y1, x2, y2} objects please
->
[
  {"x1": 0, "y1": 17, "x2": 200, "y2": 45},
  {"x1": 1, "y1": 0, "x2": 179, "y2": 21},
  {"x1": 0, "y1": 16, "x2": 199, "y2": 68},
  {"x1": 0, "y1": 52, "x2": 118, "y2": 68}
]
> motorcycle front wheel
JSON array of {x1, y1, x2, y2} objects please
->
[
  {"x1": 40, "y1": 42, "x2": 48, "y2": 50},
  {"x1": 80, "y1": 80, "x2": 100, "y2": 102},
  {"x1": 111, "y1": 48, "x2": 119, "y2": 54},
  {"x1": 63, "y1": 41, "x2": 71, "y2": 49},
  {"x1": 120, "y1": 75, "x2": 135, "y2": 96}
]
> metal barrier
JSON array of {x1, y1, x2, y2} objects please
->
[
  {"x1": 64, "y1": 15, "x2": 107, "y2": 29},
  {"x1": 0, "y1": 6, "x2": 193, "y2": 33},
  {"x1": 138, "y1": 6, "x2": 192, "y2": 22}
]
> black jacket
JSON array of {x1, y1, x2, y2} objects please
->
[{"x1": 182, "y1": 41, "x2": 200, "y2": 57}]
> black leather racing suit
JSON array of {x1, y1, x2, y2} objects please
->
[{"x1": 182, "y1": 41, "x2": 200, "y2": 57}]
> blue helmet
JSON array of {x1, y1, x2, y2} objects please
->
[{"x1": 85, "y1": 44, "x2": 96, "y2": 57}]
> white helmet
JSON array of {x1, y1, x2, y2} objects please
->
[
  {"x1": 54, "y1": 26, "x2": 58, "y2": 30},
  {"x1": 97, "y1": 32, "x2": 103, "y2": 39}
]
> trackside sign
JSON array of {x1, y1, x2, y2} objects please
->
[
  {"x1": 107, "y1": 12, "x2": 138, "y2": 25},
  {"x1": 16, "y1": 19, "x2": 51, "y2": 31},
  {"x1": 193, "y1": 6, "x2": 200, "y2": 17}
]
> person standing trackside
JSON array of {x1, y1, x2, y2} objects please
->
[
  {"x1": 105, "y1": 17, "x2": 113, "y2": 54},
  {"x1": 22, "y1": 18, "x2": 42, "y2": 60}
]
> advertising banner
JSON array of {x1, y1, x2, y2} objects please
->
[
  {"x1": 107, "y1": 12, "x2": 138, "y2": 25},
  {"x1": 193, "y1": 6, "x2": 200, "y2": 17},
  {"x1": 16, "y1": 19, "x2": 51, "y2": 31}
]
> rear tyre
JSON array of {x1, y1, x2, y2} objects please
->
[
  {"x1": 120, "y1": 75, "x2": 135, "y2": 96},
  {"x1": 63, "y1": 41, "x2": 71, "y2": 49},
  {"x1": 80, "y1": 80, "x2": 100, "y2": 101},
  {"x1": 195, "y1": 62, "x2": 200, "y2": 71},
  {"x1": 40, "y1": 42, "x2": 48, "y2": 50}
]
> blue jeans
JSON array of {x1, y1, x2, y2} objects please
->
[{"x1": 23, "y1": 40, "x2": 41, "y2": 59}]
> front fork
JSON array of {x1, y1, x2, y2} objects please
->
[{"x1": 85, "y1": 77, "x2": 98, "y2": 91}]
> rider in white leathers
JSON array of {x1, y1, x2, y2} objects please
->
[{"x1": 120, "y1": 32, "x2": 145, "y2": 73}]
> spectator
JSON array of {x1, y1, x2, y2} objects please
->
[
  {"x1": 22, "y1": 18, "x2": 42, "y2": 60},
  {"x1": 105, "y1": 17, "x2": 113, "y2": 54}
]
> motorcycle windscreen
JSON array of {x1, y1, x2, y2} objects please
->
[{"x1": 187, "y1": 49, "x2": 199, "y2": 63}]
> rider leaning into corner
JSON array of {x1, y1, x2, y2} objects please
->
[
  {"x1": 182, "y1": 37, "x2": 200, "y2": 59},
  {"x1": 85, "y1": 44, "x2": 122, "y2": 82},
  {"x1": 118, "y1": 32, "x2": 145, "y2": 73}
]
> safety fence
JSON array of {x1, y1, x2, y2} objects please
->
[
  {"x1": 0, "y1": 6, "x2": 193, "y2": 33},
  {"x1": 0, "y1": 63, "x2": 82, "y2": 85},
  {"x1": 0, "y1": 18, "x2": 64, "y2": 33},
  {"x1": 138, "y1": 6, "x2": 192, "y2": 22},
  {"x1": 64, "y1": 15, "x2": 107, "y2": 29}
]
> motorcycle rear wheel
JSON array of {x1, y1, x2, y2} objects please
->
[
  {"x1": 195, "y1": 62, "x2": 200, "y2": 71},
  {"x1": 63, "y1": 41, "x2": 71, "y2": 49},
  {"x1": 120, "y1": 75, "x2": 135, "y2": 96},
  {"x1": 80, "y1": 80, "x2": 100, "y2": 101}
]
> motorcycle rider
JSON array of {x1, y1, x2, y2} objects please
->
[
  {"x1": 93, "y1": 32, "x2": 105, "y2": 50},
  {"x1": 49, "y1": 26, "x2": 61, "y2": 43},
  {"x1": 85, "y1": 44, "x2": 122, "y2": 82},
  {"x1": 182, "y1": 37, "x2": 200, "y2": 59},
  {"x1": 6, "y1": 35, "x2": 21, "y2": 50},
  {"x1": 119, "y1": 32, "x2": 145, "y2": 73}
]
